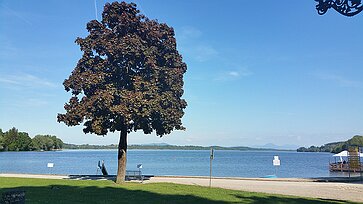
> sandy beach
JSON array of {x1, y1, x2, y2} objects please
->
[
  {"x1": 1, "y1": 174, "x2": 362, "y2": 203},
  {"x1": 146, "y1": 176, "x2": 363, "y2": 203}
]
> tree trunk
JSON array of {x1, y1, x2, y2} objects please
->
[{"x1": 116, "y1": 125, "x2": 127, "y2": 184}]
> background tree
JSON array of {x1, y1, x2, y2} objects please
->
[
  {"x1": 347, "y1": 135, "x2": 363, "y2": 147},
  {"x1": 0, "y1": 127, "x2": 63, "y2": 151},
  {"x1": 0, "y1": 128, "x2": 4, "y2": 151},
  {"x1": 31, "y1": 135, "x2": 64, "y2": 151},
  {"x1": 52, "y1": 136, "x2": 64, "y2": 150},
  {"x1": 296, "y1": 135, "x2": 363, "y2": 153},
  {"x1": 3, "y1": 127, "x2": 32, "y2": 151},
  {"x1": 58, "y1": 1, "x2": 187, "y2": 183}
]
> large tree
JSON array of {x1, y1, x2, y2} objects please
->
[{"x1": 58, "y1": 2, "x2": 187, "y2": 183}]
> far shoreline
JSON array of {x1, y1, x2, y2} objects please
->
[
  {"x1": 0, "y1": 148, "x2": 298, "y2": 152},
  {"x1": 62, "y1": 143, "x2": 297, "y2": 151}
]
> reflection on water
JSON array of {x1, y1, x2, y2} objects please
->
[{"x1": 329, "y1": 171, "x2": 362, "y2": 178}]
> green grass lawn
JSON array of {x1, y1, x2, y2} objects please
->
[{"x1": 0, "y1": 177, "x2": 357, "y2": 204}]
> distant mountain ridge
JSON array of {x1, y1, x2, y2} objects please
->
[
  {"x1": 254, "y1": 143, "x2": 299, "y2": 150},
  {"x1": 142, "y1": 143, "x2": 170, "y2": 146}
]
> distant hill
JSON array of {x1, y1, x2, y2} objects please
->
[
  {"x1": 63, "y1": 143, "x2": 118, "y2": 149},
  {"x1": 63, "y1": 143, "x2": 289, "y2": 151},
  {"x1": 142, "y1": 143, "x2": 170, "y2": 146},
  {"x1": 297, "y1": 135, "x2": 363, "y2": 153},
  {"x1": 255, "y1": 143, "x2": 299, "y2": 150}
]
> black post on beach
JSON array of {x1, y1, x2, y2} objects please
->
[{"x1": 209, "y1": 147, "x2": 214, "y2": 188}]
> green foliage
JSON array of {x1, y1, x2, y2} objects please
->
[
  {"x1": 31, "y1": 135, "x2": 64, "y2": 151},
  {"x1": 2, "y1": 127, "x2": 32, "y2": 151},
  {"x1": 296, "y1": 147, "x2": 307, "y2": 152},
  {"x1": 57, "y1": 1, "x2": 187, "y2": 137},
  {"x1": 346, "y1": 135, "x2": 363, "y2": 146},
  {"x1": 0, "y1": 128, "x2": 4, "y2": 151},
  {"x1": 297, "y1": 135, "x2": 363, "y2": 153},
  {"x1": 0, "y1": 127, "x2": 63, "y2": 151}
]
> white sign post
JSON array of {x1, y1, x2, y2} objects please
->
[
  {"x1": 137, "y1": 164, "x2": 143, "y2": 182},
  {"x1": 47, "y1": 163, "x2": 54, "y2": 174},
  {"x1": 273, "y1": 156, "x2": 280, "y2": 177},
  {"x1": 209, "y1": 148, "x2": 214, "y2": 187},
  {"x1": 137, "y1": 164, "x2": 142, "y2": 172}
]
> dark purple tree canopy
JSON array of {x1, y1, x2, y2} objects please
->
[{"x1": 58, "y1": 2, "x2": 187, "y2": 137}]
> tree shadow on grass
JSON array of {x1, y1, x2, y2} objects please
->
[
  {"x1": 1, "y1": 185, "x2": 228, "y2": 204},
  {"x1": 67, "y1": 175, "x2": 152, "y2": 181},
  {"x1": 0, "y1": 183, "x2": 357, "y2": 204},
  {"x1": 231, "y1": 194, "x2": 357, "y2": 204},
  {"x1": 67, "y1": 175, "x2": 117, "y2": 181}
]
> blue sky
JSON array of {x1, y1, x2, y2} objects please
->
[{"x1": 0, "y1": 0, "x2": 362, "y2": 147}]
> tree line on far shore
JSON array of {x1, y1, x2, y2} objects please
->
[
  {"x1": 297, "y1": 135, "x2": 363, "y2": 153},
  {"x1": 63, "y1": 143, "x2": 270, "y2": 151},
  {"x1": 0, "y1": 127, "x2": 63, "y2": 151}
]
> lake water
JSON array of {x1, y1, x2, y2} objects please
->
[{"x1": 0, "y1": 150, "x2": 358, "y2": 178}]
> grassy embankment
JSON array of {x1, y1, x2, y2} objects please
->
[{"x1": 0, "y1": 177, "x2": 357, "y2": 204}]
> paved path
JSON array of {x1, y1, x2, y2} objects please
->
[
  {"x1": 146, "y1": 176, "x2": 363, "y2": 203},
  {"x1": 1, "y1": 174, "x2": 362, "y2": 203}
]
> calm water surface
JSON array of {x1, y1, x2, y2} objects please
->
[{"x1": 0, "y1": 150, "x2": 354, "y2": 178}]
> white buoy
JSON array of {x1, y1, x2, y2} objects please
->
[
  {"x1": 273, "y1": 156, "x2": 280, "y2": 177},
  {"x1": 47, "y1": 163, "x2": 54, "y2": 174}
]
